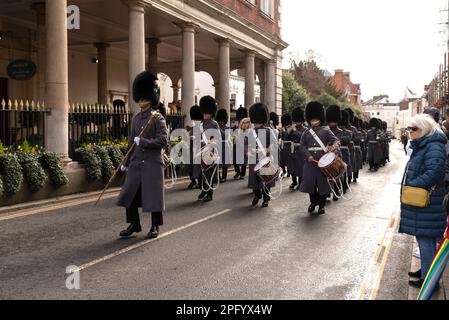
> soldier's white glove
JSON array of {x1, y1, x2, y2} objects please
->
[
  {"x1": 120, "y1": 165, "x2": 128, "y2": 172},
  {"x1": 134, "y1": 137, "x2": 141, "y2": 146}
]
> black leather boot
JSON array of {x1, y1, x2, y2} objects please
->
[
  {"x1": 308, "y1": 204, "x2": 316, "y2": 213},
  {"x1": 198, "y1": 191, "x2": 206, "y2": 201},
  {"x1": 147, "y1": 225, "x2": 159, "y2": 239},
  {"x1": 408, "y1": 269, "x2": 422, "y2": 278},
  {"x1": 120, "y1": 223, "x2": 142, "y2": 237}
]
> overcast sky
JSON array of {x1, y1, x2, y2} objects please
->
[{"x1": 282, "y1": 0, "x2": 448, "y2": 103}]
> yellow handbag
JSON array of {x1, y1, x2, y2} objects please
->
[{"x1": 401, "y1": 164, "x2": 436, "y2": 208}]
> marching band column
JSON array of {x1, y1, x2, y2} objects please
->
[
  {"x1": 45, "y1": 0, "x2": 69, "y2": 159},
  {"x1": 123, "y1": 0, "x2": 147, "y2": 115},
  {"x1": 245, "y1": 50, "x2": 256, "y2": 108}
]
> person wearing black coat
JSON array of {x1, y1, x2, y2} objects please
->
[
  {"x1": 216, "y1": 109, "x2": 232, "y2": 183},
  {"x1": 287, "y1": 107, "x2": 307, "y2": 191},
  {"x1": 326, "y1": 105, "x2": 344, "y2": 200}
]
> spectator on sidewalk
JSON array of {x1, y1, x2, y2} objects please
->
[{"x1": 399, "y1": 114, "x2": 448, "y2": 288}]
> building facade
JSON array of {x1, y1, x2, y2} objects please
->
[
  {"x1": 362, "y1": 95, "x2": 400, "y2": 135},
  {"x1": 331, "y1": 69, "x2": 361, "y2": 106},
  {"x1": 0, "y1": 0, "x2": 287, "y2": 157}
]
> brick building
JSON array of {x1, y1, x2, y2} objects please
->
[{"x1": 331, "y1": 69, "x2": 362, "y2": 105}]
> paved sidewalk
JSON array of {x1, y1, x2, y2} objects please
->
[{"x1": 408, "y1": 240, "x2": 447, "y2": 300}]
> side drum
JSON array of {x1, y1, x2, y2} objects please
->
[{"x1": 318, "y1": 152, "x2": 347, "y2": 180}]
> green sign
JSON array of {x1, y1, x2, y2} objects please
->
[{"x1": 7, "y1": 60, "x2": 36, "y2": 80}]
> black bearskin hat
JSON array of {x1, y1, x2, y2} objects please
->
[
  {"x1": 281, "y1": 114, "x2": 292, "y2": 127},
  {"x1": 369, "y1": 118, "x2": 378, "y2": 129},
  {"x1": 382, "y1": 121, "x2": 388, "y2": 131},
  {"x1": 132, "y1": 71, "x2": 160, "y2": 106},
  {"x1": 269, "y1": 112, "x2": 279, "y2": 127},
  {"x1": 376, "y1": 118, "x2": 383, "y2": 130},
  {"x1": 189, "y1": 105, "x2": 202, "y2": 121},
  {"x1": 305, "y1": 101, "x2": 325, "y2": 123},
  {"x1": 339, "y1": 110, "x2": 350, "y2": 127},
  {"x1": 292, "y1": 107, "x2": 305, "y2": 123},
  {"x1": 199, "y1": 95, "x2": 217, "y2": 117},
  {"x1": 345, "y1": 108, "x2": 355, "y2": 125},
  {"x1": 249, "y1": 103, "x2": 269, "y2": 124},
  {"x1": 216, "y1": 108, "x2": 229, "y2": 124},
  {"x1": 236, "y1": 107, "x2": 248, "y2": 121},
  {"x1": 326, "y1": 105, "x2": 341, "y2": 123}
]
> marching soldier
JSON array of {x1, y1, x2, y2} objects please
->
[
  {"x1": 233, "y1": 107, "x2": 249, "y2": 180},
  {"x1": 326, "y1": 105, "x2": 344, "y2": 200},
  {"x1": 248, "y1": 103, "x2": 276, "y2": 208},
  {"x1": 197, "y1": 96, "x2": 220, "y2": 202},
  {"x1": 216, "y1": 109, "x2": 232, "y2": 183},
  {"x1": 299, "y1": 101, "x2": 339, "y2": 215},
  {"x1": 280, "y1": 114, "x2": 293, "y2": 179},
  {"x1": 351, "y1": 117, "x2": 363, "y2": 183},
  {"x1": 338, "y1": 110, "x2": 353, "y2": 191},
  {"x1": 288, "y1": 107, "x2": 307, "y2": 191},
  {"x1": 117, "y1": 71, "x2": 168, "y2": 239},
  {"x1": 361, "y1": 121, "x2": 368, "y2": 164},
  {"x1": 367, "y1": 118, "x2": 382, "y2": 172},
  {"x1": 188, "y1": 105, "x2": 203, "y2": 189}
]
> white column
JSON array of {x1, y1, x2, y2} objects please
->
[
  {"x1": 181, "y1": 23, "x2": 196, "y2": 125},
  {"x1": 94, "y1": 42, "x2": 110, "y2": 105},
  {"x1": 217, "y1": 38, "x2": 230, "y2": 118},
  {"x1": 45, "y1": 0, "x2": 69, "y2": 158},
  {"x1": 245, "y1": 50, "x2": 255, "y2": 108},
  {"x1": 265, "y1": 60, "x2": 276, "y2": 113},
  {"x1": 123, "y1": 0, "x2": 147, "y2": 115},
  {"x1": 32, "y1": 2, "x2": 46, "y2": 103}
]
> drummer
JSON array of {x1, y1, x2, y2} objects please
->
[
  {"x1": 325, "y1": 105, "x2": 344, "y2": 200},
  {"x1": 299, "y1": 101, "x2": 339, "y2": 215},
  {"x1": 288, "y1": 107, "x2": 307, "y2": 191},
  {"x1": 338, "y1": 110, "x2": 354, "y2": 193},
  {"x1": 248, "y1": 103, "x2": 276, "y2": 208}
]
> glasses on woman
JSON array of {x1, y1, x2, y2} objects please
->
[{"x1": 407, "y1": 126, "x2": 419, "y2": 132}]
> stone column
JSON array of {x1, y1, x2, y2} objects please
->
[
  {"x1": 45, "y1": 0, "x2": 69, "y2": 158},
  {"x1": 245, "y1": 50, "x2": 255, "y2": 108},
  {"x1": 146, "y1": 37, "x2": 160, "y2": 74},
  {"x1": 181, "y1": 23, "x2": 196, "y2": 125},
  {"x1": 123, "y1": 0, "x2": 147, "y2": 115},
  {"x1": 217, "y1": 38, "x2": 230, "y2": 119},
  {"x1": 31, "y1": 2, "x2": 46, "y2": 102},
  {"x1": 265, "y1": 60, "x2": 276, "y2": 113},
  {"x1": 94, "y1": 42, "x2": 110, "y2": 105}
]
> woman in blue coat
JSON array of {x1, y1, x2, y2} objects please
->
[{"x1": 400, "y1": 114, "x2": 448, "y2": 288}]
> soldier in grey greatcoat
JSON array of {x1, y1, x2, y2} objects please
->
[
  {"x1": 216, "y1": 109, "x2": 232, "y2": 183},
  {"x1": 248, "y1": 103, "x2": 277, "y2": 208},
  {"x1": 188, "y1": 105, "x2": 203, "y2": 189},
  {"x1": 299, "y1": 101, "x2": 339, "y2": 215},
  {"x1": 197, "y1": 96, "x2": 221, "y2": 202},
  {"x1": 326, "y1": 105, "x2": 344, "y2": 201},
  {"x1": 280, "y1": 114, "x2": 293, "y2": 179},
  {"x1": 338, "y1": 110, "x2": 354, "y2": 192},
  {"x1": 367, "y1": 118, "x2": 383, "y2": 171},
  {"x1": 345, "y1": 109, "x2": 363, "y2": 183},
  {"x1": 287, "y1": 107, "x2": 307, "y2": 191},
  {"x1": 117, "y1": 71, "x2": 168, "y2": 239}
]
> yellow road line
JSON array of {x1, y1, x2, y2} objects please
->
[{"x1": 74, "y1": 208, "x2": 232, "y2": 272}]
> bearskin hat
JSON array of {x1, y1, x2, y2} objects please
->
[
  {"x1": 344, "y1": 108, "x2": 355, "y2": 126},
  {"x1": 249, "y1": 103, "x2": 269, "y2": 124},
  {"x1": 369, "y1": 118, "x2": 378, "y2": 129},
  {"x1": 382, "y1": 121, "x2": 388, "y2": 131},
  {"x1": 305, "y1": 101, "x2": 325, "y2": 123},
  {"x1": 269, "y1": 112, "x2": 280, "y2": 127},
  {"x1": 291, "y1": 107, "x2": 305, "y2": 123},
  {"x1": 326, "y1": 105, "x2": 341, "y2": 123},
  {"x1": 132, "y1": 71, "x2": 160, "y2": 106},
  {"x1": 339, "y1": 110, "x2": 350, "y2": 127},
  {"x1": 199, "y1": 95, "x2": 217, "y2": 117},
  {"x1": 216, "y1": 108, "x2": 229, "y2": 124},
  {"x1": 281, "y1": 114, "x2": 292, "y2": 127},
  {"x1": 189, "y1": 105, "x2": 202, "y2": 121},
  {"x1": 236, "y1": 107, "x2": 248, "y2": 122}
]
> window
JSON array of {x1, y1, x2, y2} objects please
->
[
  {"x1": 260, "y1": 0, "x2": 274, "y2": 18},
  {"x1": 377, "y1": 112, "x2": 380, "y2": 116}
]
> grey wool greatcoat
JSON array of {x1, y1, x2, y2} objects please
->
[
  {"x1": 287, "y1": 125, "x2": 307, "y2": 177},
  {"x1": 338, "y1": 127, "x2": 353, "y2": 179},
  {"x1": 117, "y1": 108, "x2": 168, "y2": 212},
  {"x1": 367, "y1": 129, "x2": 383, "y2": 165},
  {"x1": 219, "y1": 123, "x2": 232, "y2": 168},
  {"x1": 191, "y1": 122, "x2": 203, "y2": 180},
  {"x1": 350, "y1": 126, "x2": 363, "y2": 171},
  {"x1": 248, "y1": 126, "x2": 277, "y2": 190},
  {"x1": 299, "y1": 126, "x2": 338, "y2": 195},
  {"x1": 280, "y1": 128, "x2": 291, "y2": 169}
]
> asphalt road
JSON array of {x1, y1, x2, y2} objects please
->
[{"x1": 0, "y1": 141, "x2": 411, "y2": 300}]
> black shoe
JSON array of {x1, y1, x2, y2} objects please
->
[
  {"x1": 318, "y1": 208, "x2": 326, "y2": 215},
  {"x1": 261, "y1": 200, "x2": 269, "y2": 208},
  {"x1": 308, "y1": 204, "x2": 316, "y2": 213},
  {"x1": 353, "y1": 178, "x2": 357, "y2": 183},
  {"x1": 198, "y1": 191, "x2": 206, "y2": 201},
  {"x1": 239, "y1": 176, "x2": 245, "y2": 180},
  {"x1": 333, "y1": 195, "x2": 339, "y2": 201},
  {"x1": 289, "y1": 183, "x2": 297, "y2": 190},
  {"x1": 252, "y1": 196, "x2": 262, "y2": 207},
  {"x1": 234, "y1": 173, "x2": 240, "y2": 180},
  {"x1": 203, "y1": 194, "x2": 213, "y2": 202},
  {"x1": 220, "y1": 178, "x2": 227, "y2": 183},
  {"x1": 120, "y1": 223, "x2": 142, "y2": 237},
  {"x1": 147, "y1": 225, "x2": 159, "y2": 239},
  {"x1": 187, "y1": 181, "x2": 197, "y2": 189},
  {"x1": 408, "y1": 269, "x2": 422, "y2": 278},
  {"x1": 296, "y1": 185, "x2": 301, "y2": 191},
  {"x1": 409, "y1": 279, "x2": 424, "y2": 288}
]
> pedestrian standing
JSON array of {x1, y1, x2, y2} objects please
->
[
  {"x1": 117, "y1": 71, "x2": 168, "y2": 239},
  {"x1": 400, "y1": 114, "x2": 448, "y2": 288}
]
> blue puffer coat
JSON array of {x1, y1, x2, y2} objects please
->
[{"x1": 399, "y1": 131, "x2": 448, "y2": 238}]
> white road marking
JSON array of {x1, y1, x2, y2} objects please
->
[{"x1": 73, "y1": 209, "x2": 232, "y2": 272}]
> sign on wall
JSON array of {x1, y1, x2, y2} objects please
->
[{"x1": 7, "y1": 60, "x2": 36, "y2": 80}]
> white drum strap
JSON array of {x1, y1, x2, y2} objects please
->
[
  {"x1": 251, "y1": 129, "x2": 267, "y2": 155},
  {"x1": 308, "y1": 128, "x2": 327, "y2": 152}
]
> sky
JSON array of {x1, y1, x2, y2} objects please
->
[{"x1": 282, "y1": 0, "x2": 449, "y2": 103}]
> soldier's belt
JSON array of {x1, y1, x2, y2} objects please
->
[
  {"x1": 340, "y1": 146, "x2": 349, "y2": 150},
  {"x1": 354, "y1": 146, "x2": 362, "y2": 149},
  {"x1": 308, "y1": 147, "x2": 324, "y2": 152}
]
